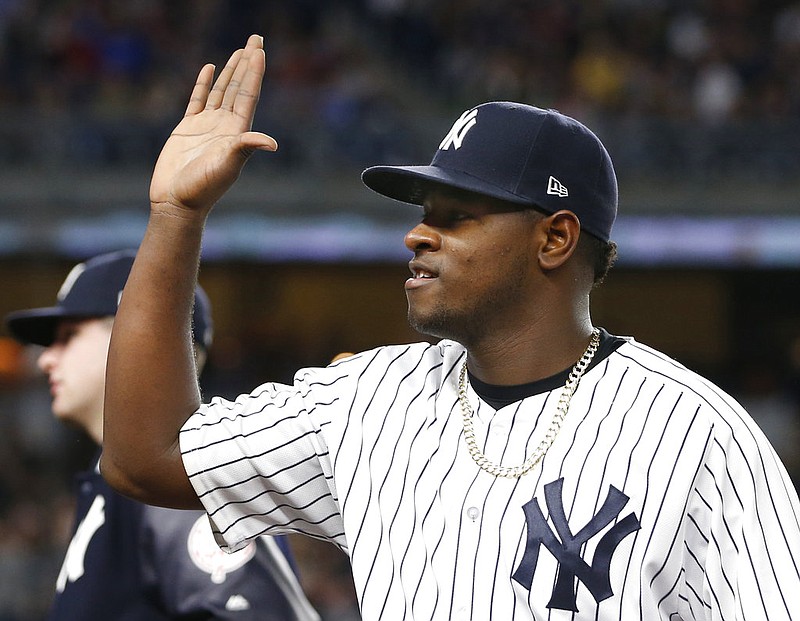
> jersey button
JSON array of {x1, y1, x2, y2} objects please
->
[
  {"x1": 466, "y1": 506, "x2": 480, "y2": 521},
  {"x1": 491, "y1": 422, "x2": 507, "y2": 436}
]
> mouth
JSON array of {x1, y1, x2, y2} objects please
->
[
  {"x1": 407, "y1": 262, "x2": 438, "y2": 289},
  {"x1": 411, "y1": 268, "x2": 436, "y2": 279}
]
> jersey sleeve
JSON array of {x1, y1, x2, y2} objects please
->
[
  {"x1": 139, "y1": 506, "x2": 320, "y2": 620},
  {"x1": 684, "y1": 402, "x2": 800, "y2": 620},
  {"x1": 179, "y1": 361, "x2": 354, "y2": 552}
]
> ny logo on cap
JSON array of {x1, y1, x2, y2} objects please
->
[
  {"x1": 547, "y1": 176, "x2": 569, "y2": 197},
  {"x1": 439, "y1": 108, "x2": 478, "y2": 151}
]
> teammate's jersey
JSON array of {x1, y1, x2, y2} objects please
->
[
  {"x1": 47, "y1": 455, "x2": 319, "y2": 620},
  {"x1": 180, "y1": 331, "x2": 800, "y2": 620}
]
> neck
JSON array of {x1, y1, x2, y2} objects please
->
[
  {"x1": 85, "y1": 411, "x2": 104, "y2": 446},
  {"x1": 465, "y1": 317, "x2": 596, "y2": 386}
]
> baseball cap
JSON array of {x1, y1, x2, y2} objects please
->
[
  {"x1": 361, "y1": 101, "x2": 618, "y2": 242},
  {"x1": 5, "y1": 249, "x2": 213, "y2": 350}
]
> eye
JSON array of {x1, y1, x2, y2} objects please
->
[
  {"x1": 53, "y1": 324, "x2": 79, "y2": 345},
  {"x1": 442, "y1": 209, "x2": 472, "y2": 226},
  {"x1": 420, "y1": 208, "x2": 471, "y2": 228}
]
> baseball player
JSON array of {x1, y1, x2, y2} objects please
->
[
  {"x1": 101, "y1": 35, "x2": 800, "y2": 619},
  {"x1": 5, "y1": 249, "x2": 320, "y2": 621}
]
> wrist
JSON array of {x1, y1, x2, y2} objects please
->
[
  {"x1": 147, "y1": 207, "x2": 208, "y2": 247},
  {"x1": 150, "y1": 200, "x2": 211, "y2": 225}
]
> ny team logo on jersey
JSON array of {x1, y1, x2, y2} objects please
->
[
  {"x1": 513, "y1": 478, "x2": 641, "y2": 612},
  {"x1": 439, "y1": 108, "x2": 478, "y2": 150},
  {"x1": 56, "y1": 494, "x2": 106, "y2": 592}
]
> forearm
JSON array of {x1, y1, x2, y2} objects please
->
[
  {"x1": 101, "y1": 34, "x2": 274, "y2": 508},
  {"x1": 101, "y1": 210, "x2": 206, "y2": 508}
]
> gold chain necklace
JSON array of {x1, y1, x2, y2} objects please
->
[{"x1": 458, "y1": 328, "x2": 601, "y2": 478}]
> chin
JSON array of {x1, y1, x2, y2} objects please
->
[{"x1": 408, "y1": 311, "x2": 462, "y2": 343}]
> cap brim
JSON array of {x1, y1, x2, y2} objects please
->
[
  {"x1": 5, "y1": 307, "x2": 75, "y2": 347},
  {"x1": 361, "y1": 165, "x2": 533, "y2": 207}
]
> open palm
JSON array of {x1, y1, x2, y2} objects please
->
[{"x1": 150, "y1": 34, "x2": 278, "y2": 216}]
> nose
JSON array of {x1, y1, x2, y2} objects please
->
[
  {"x1": 37, "y1": 344, "x2": 60, "y2": 374},
  {"x1": 404, "y1": 221, "x2": 441, "y2": 253}
]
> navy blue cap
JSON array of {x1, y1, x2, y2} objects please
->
[
  {"x1": 5, "y1": 249, "x2": 213, "y2": 349},
  {"x1": 361, "y1": 101, "x2": 618, "y2": 242}
]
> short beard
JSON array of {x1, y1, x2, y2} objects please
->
[
  {"x1": 408, "y1": 298, "x2": 493, "y2": 348},
  {"x1": 406, "y1": 253, "x2": 530, "y2": 347}
]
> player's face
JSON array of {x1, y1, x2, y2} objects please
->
[
  {"x1": 404, "y1": 189, "x2": 541, "y2": 346},
  {"x1": 37, "y1": 317, "x2": 113, "y2": 439}
]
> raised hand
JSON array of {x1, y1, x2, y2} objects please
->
[{"x1": 150, "y1": 34, "x2": 278, "y2": 217}]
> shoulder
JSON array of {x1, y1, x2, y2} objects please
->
[
  {"x1": 324, "y1": 339, "x2": 462, "y2": 368},
  {"x1": 609, "y1": 337, "x2": 735, "y2": 404},
  {"x1": 196, "y1": 341, "x2": 461, "y2": 428},
  {"x1": 598, "y1": 337, "x2": 797, "y2": 519},
  {"x1": 607, "y1": 336, "x2": 771, "y2": 450},
  {"x1": 294, "y1": 340, "x2": 464, "y2": 386}
]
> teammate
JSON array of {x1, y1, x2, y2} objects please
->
[
  {"x1": 5, "y1": 249, "x2": 320, "y2": 620},
  {"x1": 100, "y1": 35, "x2": 800, "y2": 619}
]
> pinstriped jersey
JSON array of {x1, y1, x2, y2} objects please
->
[{"x1": 180, "y1": 333, "x2": 800, "y2": 620}]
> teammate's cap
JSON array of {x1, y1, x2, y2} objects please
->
[
  {"x1": 361, "y1": 101, "x2": 618, "y2": 242},
  {"x1": 5, "y1": 249, "x2": 213, "y2": 349}
]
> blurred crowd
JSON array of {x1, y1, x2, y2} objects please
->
[
  {"x1": 2, "y1": 1, "x2": 800, "y2": 619},
  {"x1": 3, "y1": 0, "x2": 800, "y2": 119},
  {"x1": 1, "y1": 0, "x2": 800, "y2": 172},
  {"x1": 370, "y1": 0, "x2": 800, "y2": 123}
]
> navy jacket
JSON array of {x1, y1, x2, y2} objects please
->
[{"x1": 47, "y1": 455, "x2": 319, "y2": 620}]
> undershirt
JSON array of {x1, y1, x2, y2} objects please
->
[{"x1": 468, "y1": 328, "x2": 625, "y2": 409}]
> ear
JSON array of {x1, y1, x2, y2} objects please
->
[{"x1": 537, "y1": 210, "x2": 581, "y2": 271}]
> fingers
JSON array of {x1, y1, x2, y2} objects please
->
[
  {"x1": 222, "y1": 34, "x2": 264, "y2": 115},
  {"x1": 233, "y1": 45, "x2": 265, "y2": 121},
  {"x1": 184, "y1": 64, "x2": 216, "y2": 116},
  {"x1": 205, "y1": 49, "x2": 244, "y2": 110},
  {"x1": 187, "y1": 35, "x2": 265, "y2": 117}
]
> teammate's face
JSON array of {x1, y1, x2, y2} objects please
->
[
  {"x1": 37, "y1": 317, "x2": 113, "y2": 440},
  {"x1": 403, "y1": 189, "x2": 542, "y2": 346}
]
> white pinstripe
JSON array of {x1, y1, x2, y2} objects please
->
[{"x1": 180, "y1": 336, "x2": 800, "y2": 620}]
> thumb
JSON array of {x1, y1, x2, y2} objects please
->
[{"x1": 240, "y1": 131, "x2": 279, "y2": 152}]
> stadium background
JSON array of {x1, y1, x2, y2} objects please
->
[{"x1": 1, "y1": 1, "x2": 800, "y2": 619}]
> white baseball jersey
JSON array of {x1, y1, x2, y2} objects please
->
[{"x1": 180, "y1": 332, "x2": 800, "y2": 620}]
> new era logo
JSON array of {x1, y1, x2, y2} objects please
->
[{"x1": 547, "y1": 176, "x2": 569, "y2": 197}]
